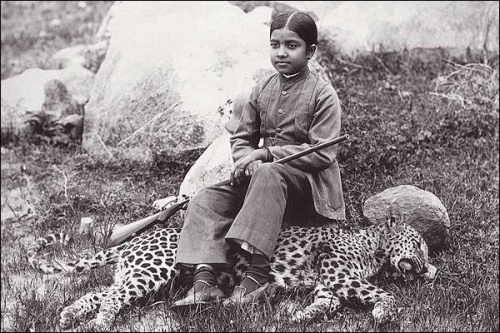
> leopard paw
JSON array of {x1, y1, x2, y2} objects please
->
[
  {"x1": 372, "y1": 299, "x2": 397, "y2": 324},
  {"x1": 59, "y1": 307, "x2": 78, "y2": 329},
  {"x1": 291, "y1": 310, "x2": 310, "y2": 322},
  {"x1": 152, "y1": 196, "x2": 178, "y2": 212}
]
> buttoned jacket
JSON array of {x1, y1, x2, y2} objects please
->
[{"x1": 230, "y1": 66, "x2": 345, "y2": 220}]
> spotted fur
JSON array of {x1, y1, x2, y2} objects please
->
[{"x1": 28, "y1": 216, "x2": 435, "y2": 329}]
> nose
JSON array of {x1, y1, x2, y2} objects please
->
[{"x1": 276, "y1": 45, "x2": 287, "y2": 58}]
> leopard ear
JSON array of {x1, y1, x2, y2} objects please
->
[
  {"x1": 382, "y1": 211, "x2": 394, "y2": 234},
  {"x1": 383, "y1": 207, "x2": 405, "y2": 233}
]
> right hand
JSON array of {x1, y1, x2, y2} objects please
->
[{"x1": 230, "y1": 149, "x2": 267, "y2": 186}]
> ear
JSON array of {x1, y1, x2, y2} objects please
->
[
  {"x1": 382, "y1": 214, "x2": 395, "y2": 235},
  {"x1": 307, "y1": 44, "x2": 317, "y2": 59},
  {"x1": 383, "y1": 209, "x2": 405, "y2": 233}
]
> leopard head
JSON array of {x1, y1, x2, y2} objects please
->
[{"x1": 380, "y1": 214, "x2": 431, "y2": 280}]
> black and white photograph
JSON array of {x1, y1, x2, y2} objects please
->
[{"x1": 1, "y1": 1, "x2": 498, "y2": 331}]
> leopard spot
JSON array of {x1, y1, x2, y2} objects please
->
[
  {"x1": 274, "y1": 264, "x2": 286, "y2": 273},
  {"x1": 160, "y1": 268, "x2": 170, "y2": 280},
  {"x1": 148, "y1": 280, "x2": 155, "y2": 289}
]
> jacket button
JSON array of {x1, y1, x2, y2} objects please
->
[
  {"x1": 276, "y1": 128, "x2": 282, "y2": 133},
  {"x1": 278, "y1": 109, "x2": 284, "y2": 114},
  {"x1": 281, "y1": 91, "x2": 288, "y2": 96}
]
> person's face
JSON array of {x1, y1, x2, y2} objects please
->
[{"x1": 270, "y1": 27, "x2": 313, "y2": 75}]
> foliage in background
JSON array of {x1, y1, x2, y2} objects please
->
[
  {"x1": 1, "y1": 1, "x2": 499, "y2": 332},
  {"x1": 1, "y1": 1, "x2": 114, "y2": 80}
]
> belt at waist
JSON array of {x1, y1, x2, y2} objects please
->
[{"x1": 263, "y1": 137, "x2": 302, "y2": 147}]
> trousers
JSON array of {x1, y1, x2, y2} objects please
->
[{"x1": 175, "y1": 163, "x2": 317, "y2": 265}]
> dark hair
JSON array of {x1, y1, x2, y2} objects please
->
[{"x1": 270, "y1": 11, "x2": 318, "y2": 48}]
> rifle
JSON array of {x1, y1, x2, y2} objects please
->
[{"x1": 106, "y1": 134, "x2": 350, "y2": 247}]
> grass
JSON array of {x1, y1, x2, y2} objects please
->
[{"x1": 1, "y1": 1, "x2": 499, "y2": 332}]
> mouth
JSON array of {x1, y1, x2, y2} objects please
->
[
  {"x1": 394, "y1": 258, "x2": 427, "y2": 280},
  {"x1": 275, "y1": 61, "x2": 290, "y2": 65}
]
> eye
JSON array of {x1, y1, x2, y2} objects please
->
[
  {"x1": 288, "y1": 43, "x2": 297, "y2": 49},
  {"x1": 270, "y1": 43, "x2": 279, "y2": 49}
]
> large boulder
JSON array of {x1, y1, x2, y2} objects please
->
[
  {"x1": 306, "y1": 1, "x2": 498, "y2": 54},
  {"x1": 82, "y1": 1, "x2": 280, "y2": 161},
  {"x1": 363, "y1": 185, "x2": 450, "y2": 254},
  {"x1": 178, "y1": 88, "x2": 250, "y2": 198},
  {"x1": 179, "y1": 131, "x2": 234, "y2": 199}
]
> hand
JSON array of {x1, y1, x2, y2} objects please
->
[
  {"x1": 230, "y1": 149, "x2": 268, "y2": 185},
  {"x1": 152, "y1": 196, "x2": 178, "y2": 212},
  {"x1": 244, "y1": 160, "x2": 263, "y2": 178}
]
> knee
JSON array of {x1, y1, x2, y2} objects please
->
[
  {"x1": 252, "y1": 163, "x2": 283, "y2": 180},
  {"x1": 187, "y1": 187, "x2": 215, "y2": 210}
]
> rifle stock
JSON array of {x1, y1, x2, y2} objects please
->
[{"x1": 106, "y1": 134, "x2": 349, "y2": 248}]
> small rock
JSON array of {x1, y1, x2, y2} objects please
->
[
  {"x1": 79, "y1": 217, "x2": 94, "y2": 234},
  {"x1": 363, "y1": 185, "x2": 450, "y2": 254}
]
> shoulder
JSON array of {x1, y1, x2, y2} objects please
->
[
  {"x1": 306, "y1": 72, "x2": 337, "y2": 102},
  {"x1": 252, "y1": 72, "x2": 279, "y2": 94},
  {"x1": 308, "y1": 70, "x2": 334, "y2": 92}
]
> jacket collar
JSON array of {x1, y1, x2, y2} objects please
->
[{"x1": 278, "y1": 65, "x2": 310, "y2": 84}]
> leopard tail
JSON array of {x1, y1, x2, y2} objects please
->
[
  {"x1": 28, "y1": 232, "x2": 73, "y2": 274},
  {"x1": 28, "y1": 232, "x2": 124, "y2": 274}
]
